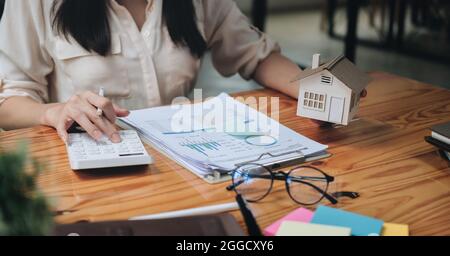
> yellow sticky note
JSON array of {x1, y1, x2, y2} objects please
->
[{"x1": 382, "y1": 223, "x2": 409, "y2": 236}]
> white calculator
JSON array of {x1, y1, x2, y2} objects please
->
[{"x1": 66, "y1": 130, "x2": 153, "y2": 170}]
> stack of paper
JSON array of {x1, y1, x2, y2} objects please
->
[{"x1": 119, "y1": 93, "x2": 328, "y2": 183}]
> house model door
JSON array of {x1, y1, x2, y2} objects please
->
[{"x1": 329, "y1": 97, "x2": 344, "y2": 124}]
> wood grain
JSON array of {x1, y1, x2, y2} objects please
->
[{"x1": 1, "y1": 72, "x2": 449, "y2": 235}]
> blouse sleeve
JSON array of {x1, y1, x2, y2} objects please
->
[
  {"x1": 203, "y1": 0, "x2": 280, "y2": 80},
  {"x1": 0, "y1": 0, "x2": 54, "y2": 105}
]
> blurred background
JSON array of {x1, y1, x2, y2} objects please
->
[
  {"x1": 1, "y1": 0, "x2": 449, "y2": 98},
  {"x1": 196, "y1": 0, "x2": 450, "y2": 97}
]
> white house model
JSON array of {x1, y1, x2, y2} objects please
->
[{"x1": 296, "y1": 54, "x2": 371, "y2": 125}]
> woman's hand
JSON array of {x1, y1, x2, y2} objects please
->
[{"x1": 41, "y1": 91, "x2": 130, "y2": 143}]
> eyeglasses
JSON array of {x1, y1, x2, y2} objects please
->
[{"x1": 226, "y1": 164, "x2": 353, "y2": 205}]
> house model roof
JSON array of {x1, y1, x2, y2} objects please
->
[{"x1": 293, "y1": 55, "x2": 371, "y2": 94}]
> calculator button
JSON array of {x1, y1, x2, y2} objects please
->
[
  {"x1": 73, "y1": 153, "x2": 87, "y2": 158},
  {"x1": 67, "y1": 130, "x2": 152, "y2": 169},
  {"x1": 118, "y1": 150, "x2": 130, "y2": 154},
  {"x1": 129, "y1": 146, "x2": 143, "y2": 151}
]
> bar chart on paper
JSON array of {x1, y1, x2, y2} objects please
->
[
  {"x1": 173, "y1": 131, "x2": 259, "y2": 159},
  {"x1": 180, "y1": 138, "x2": 222, "y2": 156}
]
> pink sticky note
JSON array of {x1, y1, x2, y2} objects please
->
[{"x1": 264, "y1": 208, "x2": 314, "y2": 236}]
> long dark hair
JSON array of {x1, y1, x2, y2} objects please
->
[
  {"x1": 52, "y1": 0, "x2": 206, "y2": 57},
  {"x1": 0, "y1": 0, "x2": 5, "y2": 20}
]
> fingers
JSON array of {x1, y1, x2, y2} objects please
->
[
  {"x1": 79, "y1": 99, "x2": 121, "y2": 143},
  {"x1": 68, "y1": 108, "x2": 103, "y2": 141},
  {"x1": 82, "y1": 91, "x2": 130, "y2": 119},
  {"x1": 113, "y1": 103, "x2": 130, "y2": 117},
  {"x1": 55, "y1": 114, "x2": 74, "y2": 144},
  {"x1": 83, "y1": 91, "x2": 116, "y2": 123},
  {"x1": 56, "y1": 120, "x2": 69, "y2": 144},
  {"x1": 62, "y1": 93, "x2": 122, "y2": 143}
]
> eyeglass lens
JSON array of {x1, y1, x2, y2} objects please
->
[
  {"x1": 287, "y1": 167, "x2": 329, "y2": 205},
  {"x1": 232, "y1": 164, "x2": 273, "y2": 202},
  {"x1": 231, "y1": 165, "x2": 330, "y2": 205}
]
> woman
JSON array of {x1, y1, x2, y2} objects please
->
[{"x1": 0, "y1": 0, "x2": 327, "y2": 143}]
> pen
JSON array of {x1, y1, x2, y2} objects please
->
[
  {"x1": 129, "y1": 202, "x2": 239, "y2": 221},
  {"x1": 97, "y1": 87, "x2": 105, "y2": 116},
  {"x1": 236, "y1": 194, "x2": 262, "y2": 236}
]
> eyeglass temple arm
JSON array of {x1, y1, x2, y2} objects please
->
[
  {"x1": 227, "y1": 173, "x2": 329, "y2": 190},
  {"x1": 232, "y1": 172, "x2": 330, "y2": 182}
]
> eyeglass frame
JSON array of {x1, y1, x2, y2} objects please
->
[{"x1": 227, "y1": 163, "x2": 339, "y2": 206}]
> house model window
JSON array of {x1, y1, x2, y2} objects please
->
[
  {"x1": 295, "y1": 54, "x2": 371, "y2": 126},
  {"x1": 303, "y1": 91, "x2": 326, "y2": 112}
]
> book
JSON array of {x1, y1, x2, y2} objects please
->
[
  {"x1": 426, "y1": 122, "x2": 450, "y2": 161},
  {"x1": 431, "y1": 122, "x2": 450, "y2": 145},
  {"x1": 425, "y1": 136, "x2": 450, "y2": 153}
]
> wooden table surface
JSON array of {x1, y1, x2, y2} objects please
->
[{"x1": 1, "y1": 72, "x2": 449, "y2": 235}]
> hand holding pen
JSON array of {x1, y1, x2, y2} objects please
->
[{"x1": 42, "y1": 87, "x2": 130, "y2": 144}]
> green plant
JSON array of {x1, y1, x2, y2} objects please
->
[{"x1": 0, "y1": 145, "x2": 53, "y2": 236}]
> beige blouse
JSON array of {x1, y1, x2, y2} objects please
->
[{"x1": 0, "y1": 0, "x2": 279, "y2": 110}]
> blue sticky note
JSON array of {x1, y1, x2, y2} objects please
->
[{"x1": 311, "y1": 206, "x2": 384, "y2": 236}]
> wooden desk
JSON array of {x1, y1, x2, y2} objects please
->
[{"x1": 1, "y1": 72, "x2": 449, "y2": 235}]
